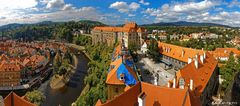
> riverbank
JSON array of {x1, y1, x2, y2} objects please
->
[
  {"x1": 49, "y1": 75, "x2": 65, "y2": 90},
  {"x1": 73, "y1": 44, "x2": 112, "y2": 105},
  {"x1": 50, "y1": 53, "x2": 78, "y2": 90},
  {"x1": 40, "y1": 53, "x2": 89, "y2": 106}
]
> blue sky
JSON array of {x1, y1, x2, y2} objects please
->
[{"x1": 0, "y1": 0, "x2": 240, "y2": 26}]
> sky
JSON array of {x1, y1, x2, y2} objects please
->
[{"x1": 0, "y1": 0, "x2": 240, "y2": 26}]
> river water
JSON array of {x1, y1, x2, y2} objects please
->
[{"x1": 39, "y1": 53, "x2": 89, "y2": 106}]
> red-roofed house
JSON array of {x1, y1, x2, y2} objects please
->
[
  {"x1": 158, "y1": 42, "x2": 204, "y2": 69},
  {"x1": 106, "y1": 44, "x2": 139, "y2": 99},
  {"x1": 96, "y1": 42, "x2": 219, "y2": 106},
  {"x1": 210, "y1": 48, "x2": 240, "y2": 61},
  {"x1": 4, "y1": 92, "x2": 36, "y2": 106},
  {"x1": 96, "y1": 82, "x2": 191, "y2": 106},
  {"x1": 172, "y1": 52, "x2": 218, "y2": 106},
  {"x1": 0, "y1": 62, "x2": 21, "y2": 87}
]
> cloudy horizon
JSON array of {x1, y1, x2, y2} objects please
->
[{"x1": 0, "y1": 0, "x2": 240, "y2": 27}]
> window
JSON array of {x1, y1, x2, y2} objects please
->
[{"x1": 115, "y1": 88, "x2": 119, "y2": 93}]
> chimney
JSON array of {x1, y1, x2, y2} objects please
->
[
  {"x1": 195, "y1": 54, "x2": 198, "y2": 59},
  {"x1": 200, "y1": 55, "x2": 204, "y2": 63},
  {"x1": 154, "y1": 75, "x2": 158, "y2": 85},
  {"x1": 138, "y1": 92, "x2": 146, "y2": 106},
  {"x1": 173, "y1": 78, "x2": 176, "y2": 88},
  {"x1": 194, "y1": 57, "x2": 198, "y2": 69},
  {"x1": 188, "y1": 57, "x2": 192, "y2": 64},
  {"x1": 181, "y1": 49, "x2": 184, "y2": 57},
  {"x1": 203, "y1": 52, "x2": 206, "y2": 59},
  {"x1": 190, "y1": 79, "x2": 193, "y2": 90},
  {"x1": 167, "y1": 82, "x2": 171, "y2": 88}
]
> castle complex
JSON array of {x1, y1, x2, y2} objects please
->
[
  {"x1": 91, "y1": 22, "x2": 147, "y2": 48},
  {"x1": 96, "y1": 41, "x2": 219, "y2": 106}
]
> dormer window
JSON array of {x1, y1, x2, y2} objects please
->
[{"x1": 120, "y1": 74, "x2": 125, "y2": 81}]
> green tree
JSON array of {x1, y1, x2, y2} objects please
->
[
  {"x1": 148, "y1": 39, "x2": 161, "y2": 62},
  {"x1": 25, "y1": 90, "x2": 45, "y2": 106},
  {"x1": 75, "y1": 44, "x2": 111, "y2": 105},
  {"x1": 220, "y1": 52, "x2": 236, "y2": 90}
]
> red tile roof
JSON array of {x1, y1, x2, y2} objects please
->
[
  {"x1": 210, "y1": 48, "x2": 240, "y2": 58},
  {"x1": 96, "y1": 82, "x2": 141, "y2": 106},
  {"x1": 158, "y1": 42, "x2": 204, "y2": 63},
  {"x1": 96, "y1": 82, "x2": 191, "y2": 106},
  {"x1": 141, "y1": 82, "x2": 191, "y2": 106},
  {"x1": 100, "y1": 42, "x2": 218, "y2": 106},
  {"x1": 106, "y1": 57, "x2": 138, "y2": 85},
  {"x1": 93, "y1": 22, "x2": 146, "y2": 33},
  {"x1": 0, "y1": 62, "x2": 21, "y2": 72},
  {"x1": 4, "y1": 92, "x2": 36, "y2": 106},
  {"x1": 175, "y1": 52, "x2": 218, "y2": 105}
]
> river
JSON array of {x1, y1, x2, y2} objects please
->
[{"x1": 39, "y1": 53, "x2": 89, "y2": 106}]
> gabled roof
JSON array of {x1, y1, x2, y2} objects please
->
[
  {"x1": 96, "y1": 82, "x2": 141, "y2": 106},
  {"x1": 106, "y1": 57, "x2": 138, "y2": 85},
  {"x1": 158, "y1": 42, "x2": 204, "y2": 63},
  {"x1": 176, "y1": 52, "x2": 218, "y2": 97},
  {"x1": 210, "y1": 48, "x2": 240, "y2": 58},
  {"x1": 137, "y1": 27, "x2": 146, "y2": 33},
  {"x1": 93, "y1": 22, "x2": 145, "y2": 33},
  {"x1": 0, "y1": 54, "x2": 9, "y2": 61},
  {"x1": 141, "y1": 82, "x2": 191, "y2": 106},
  {"x1": 93, "y1": 27, "x2": 123, "y2": 32},
  {"x1": 107, "y1": 44, "x2": 138, "y2": 85},
  {"x1": 0, "y1": 62, "x2": 21, "y2": 72},
  {"x1": 96, "y1": 82, "x2": 191, "y2": 106},
  {"x1": 4, "y1": 92, "x2": 36, "y2": 106}
]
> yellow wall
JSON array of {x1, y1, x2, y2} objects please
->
[{"x1": 107, "y1": 84, "x2": 126, "y2": 100}]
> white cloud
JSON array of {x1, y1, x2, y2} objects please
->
[
  {"x1": 109, "y1": 1, "x2": 129, "y2": 13},
  {"x1": 0, "y1": 0, "x2": 38, "y2": 10},
  {"x1": 46, "y1": 0, "x2": 64, "y2": 9},
  {"x1": 161, "y1": 4, "x2": 170, "y2": 11},
  {"x1": 0, "y1": 6, "x2": 123, "y2": 26},
  {"x1": 201, "y1": 12, "x2": 209, "y2": 16},
  {"x1": 1, "y1": 7, "x2": 96, "y2": 25},
  {"x1": 141, "y1": 0, "x2": 240, "y2": 26},
  {"x1": 129, "y1": 2, "x2": 140, "y2": 11},
  {"x1": 139, "y1": 0, "x2": 150, "y2": 6},
  {"x1": 219, "y1": 11, "x2": 229, "y2": 17},
  {"x1": 0, "y1": 0, "x2": 38, "y2": 22},
  {"x1": 109, "y1": 1, "x2": 140, "y2": 13},
  {"x1": 45, "y1": 0, "x2": 73, "y2": 10},
  {"x1": 228, "y1": 0, "x2": 240, "y2": 8},
  {"x1": 128, "y1": 14, "x2": 136, "y2": 17},
  {"x1": 173, "y1": 0, "x2": 216, "y2": 12},
  {"x1": 62, "y1": 4, "x2": 74, "y2": 10}
]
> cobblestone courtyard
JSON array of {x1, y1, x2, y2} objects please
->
[{"x1": 137, "y1": 57, "x2": 176, "y2": 86}]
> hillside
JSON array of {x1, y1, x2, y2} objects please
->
[
  {"x1": 0, "y1": 20, "x2": 105, "y2": 30},
  {"x1": 142, "y1": 21, "x2": 231, "y2": 27}
]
